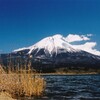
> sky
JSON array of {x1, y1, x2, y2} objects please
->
[{"x1": 0, "y1": 0, "x2": 100, "y2": 53}]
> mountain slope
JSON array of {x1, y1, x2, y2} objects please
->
[
  {"x1": 14, "y1": 34, "x2": 80, "y2": 55},
  {"x1": 0, "y1": 34, "x2": 100, "y2": 72}
]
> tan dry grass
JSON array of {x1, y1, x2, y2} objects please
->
[
  {"x1": 0, "y1": 65, "x2": 46, "y2": 99},
  {"x1": 0, "y1": 92, "x2": 16, "y2": 100}
]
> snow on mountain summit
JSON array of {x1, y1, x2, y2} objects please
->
[
  {"x1": 28, "y1": 34, "x2": 78, "y2": 54},
  {"x1": 14, "y1": 34, "x2": 79, "y2": 55}
]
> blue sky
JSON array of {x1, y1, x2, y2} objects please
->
[{"x1": 0, "y1": 0, "x2": 100, "y2": 53}]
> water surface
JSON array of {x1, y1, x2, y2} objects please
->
[{"x1": 24, "y1": 74, "x2": 100, "y2": 100}]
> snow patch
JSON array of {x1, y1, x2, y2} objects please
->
[{"x1": 13, "y1": 34, "x2": 81, "y2": 55}]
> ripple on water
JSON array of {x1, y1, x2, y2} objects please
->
[
  {"x1": 43, "y1": 75, "x2": 100, "y2": 100},
  {"x1": 23, "y1": 75, "x2": 100, "y2": 100}
]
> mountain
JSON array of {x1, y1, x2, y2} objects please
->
[
  {"x1": 14, "y1": 34, "x2": 79, "y2": 54},
  {"x1": 0, "y1": 34, "x2": 100, "y2": 72}
]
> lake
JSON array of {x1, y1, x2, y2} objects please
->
[{"x1": 24, "y1": 74, "x2": 100, "y2": 100}]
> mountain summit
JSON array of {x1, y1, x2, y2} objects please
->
[
  {"x1": 1, "y1": 34, "x2": 100, "y2": 72},
  {"x1": 14, "y1": 34, "x2": 79, "y2": 56}
]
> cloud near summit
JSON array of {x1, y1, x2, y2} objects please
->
[
  {"x1": 65, "y1": 34, "x2": 100, "y2": 56},
  {"x1": 66, "y1": 34, "x2": 90, "y2": 43}
]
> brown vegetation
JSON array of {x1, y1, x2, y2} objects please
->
[{"x1": 0, "y1": 64, "x2": 46, "y2": 99}]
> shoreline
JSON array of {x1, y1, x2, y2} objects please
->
[
  {"x1": 0, "y1": 72, "x2": 99, "y2": 100},
  {"x1": 36, "y1": 72, "x2": 100, "y2": 76}
]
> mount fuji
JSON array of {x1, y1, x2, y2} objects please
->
[
  {"x1": 14, "y1": 34, "x2": 80, "y2": 56},
  {"x1": 1, "y1": 34, "x2": 100, "y2": 72}
]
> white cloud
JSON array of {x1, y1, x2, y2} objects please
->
[
  {"x1": 72, "y1": 42, "x2": 100, "y2": 56},
  {"x1": 65, "y1": 34, "x2": 100, "y2": 56},
  {"x1": 66, "y1": 34, "x2": 90, "y2": 43}
]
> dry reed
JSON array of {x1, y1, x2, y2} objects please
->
[{"x1": 0, "y1": 64, "x2": 46, "y2": 99}]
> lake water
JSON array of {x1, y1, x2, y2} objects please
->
[{"x1": 25, "y1": 74, "x2": 100, "y2": 100}]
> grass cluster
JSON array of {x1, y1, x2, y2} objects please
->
[{"x1": 0, "y1": 64, "x2": 46, "y2": 99}]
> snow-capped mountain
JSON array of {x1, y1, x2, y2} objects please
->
[
  {"x1": 13, "y1": 34, "x2": 100, "y2": 61},
  {"x1": 14, "y1": 34, "x2": 80, "y2": 55},
  {"x1": 1, "y1": 34, "x2": 100, "y2": 72}
]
